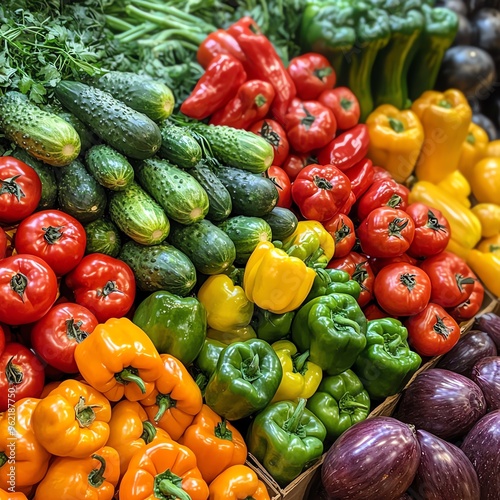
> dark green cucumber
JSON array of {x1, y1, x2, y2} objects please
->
[
  {"x1": 84, "y1": 218, "x2": 122, "y2": 257},
  {"x1": 119, "y1": 240, "x2": 197, "y2": 295},
  {"x1": 11, "y1": 147, "x2": 57, "y2": 210},
  {"x1": 54, "y1": 81, "x2": 161, "y2": 160},
  {"x1": 92, "y1": 71, "x2": 174, "y2": 122},
  {"x1": 218, "y1": 216, "x2": 272, "y2": 265},
  {"x1": 262, "y1": 207, "x2": 299, "y2": 241},
  {"x1": 158, "y1": 122, "x2": 202, "y2": 168},
  {"x1": 189, "y1": 162, "x2": 232, "y2": 222},
  {"x1": 109, "y1": 182, "x2": 170, "y2": 246},
  {"x1": 85, "y1": 145, "x2": 134, "y2": 191},
  {"x1": 215, "y1": 166, "x2": 278, "y2": 217},
  {"x1": 56, "y1": 159, "x2": 107, "y2": 223},
  {"x1": 135, "y1": 158, "x2": 209, "y2": 225},
  {"x1": 168, "y1": 219, "x2": 236, "y2": 275},
  {"x1": 0, "y1": 91, "x2": 81, "y2": 166}
]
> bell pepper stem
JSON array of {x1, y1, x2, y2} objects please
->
[
  {"x1": 155, "y1": 470, "x2": 192, "y2": 500},
  {"x1": 339, "y1": 393, "x2": 369, "y2": 413},
  {"x1": 215, "y1": 419, "x2": 233, "y2": 441},
  {"x1": 388, "y1": 117, "x2": 405, "y2": 133},
  {"x1": 283, "y1": 398, "x2": 306, "y2": 435},
  {"x1": 241, "y1": 353, "x2": 261, "y2": 381},
  {"x1": 5, "y1": 357, "x2": 23, "y2": 385},
  {"x1": 115, "y1": 367, "x2": 147, "y2": 394},
  {"x1": 88, "y1": 454, "x2": 106, "y2": 488},
  {"x1": 141, "y1": 421, "x2": 157, "y2": 444},
  {"x1": 42, "y1": 225, "x2": 64, "y2": 244},
  {"x1": 292, "y1": 350, "x2": 310, "y2": 374},
  {"x1": 74, "y1": 396, "x2": 101, "y2": 427},
  {"x1": 195, "y1": 373, "x2": 208, "y2": 392},
  {"x1": 333, "y1": 314, "x2": 361, "y2": 333},
  {"x1": 154, "y1": 393, "x2": 176, "y2": 423},
  {"x1": 0, "y1": 452, "x2": 7, "y2": 467}
]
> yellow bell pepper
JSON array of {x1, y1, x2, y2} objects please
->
[
  {"x1": 471, "y1": 203, "x2": 500, "y2": 238},
  {"x1": 270, "y1": 340, "x2": 322, "y2": 403},
  {"x1": 409, "y1": 181, "x2": 482, "y2": 249},
  {"x1": 467, "y1": 250, "x2": 500, "y2": 297},
  {"x1": 486, "y1": 140, "x2": 500, "y2": 157},
  {"x1": 437, "y1": 170, "x2": 472, "y2": 208},
  {"x1": 243, "y1": 241, "x2": 316, "y2": 314},
  {"x1": 470, "y1": 157, "x2": 500, "y2": 204},
  {"x1": 365, "y1": 104, "x2": 424, "y2": 183},
  {"x1": 458, "y1": 122, "x2": 489, "y2": 179},
  {"x1": 198, "y1": 274, "x2": 254, "y2": 331},
  {"x1": 446, "y1": 238, "x2": 472, "y2": 261},
  {"x1": 207, "y1": 325, "x2": 257, "y2": 345},
  {"x1": 411, "y1": 89, "x2": 472, "y2": 184},
  {"x1": 477, "y1": 234, "x2": 500, "y2": 254}
]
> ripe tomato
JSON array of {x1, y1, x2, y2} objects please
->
[
  {"x1": 363, "y1": 303, "x2": 387, "y2": 321},
  {"x1": 0, "y1": 254, "x2": 58, "y2": 325},
  {"x1": 323, "y1": 214, "x2": 356, "y2": 259},
  {"x1": 15, "y1": 209, "x2": 87, "y2": 276},
  {"x1": 287, "y1": 53, "x2": 336, "y2": 100},
  {"x1": 0, "y1": 324, "x2": 5, "y2": 356},
  {"x1": 267, "y1": 166, "x2": 292, "y2": 209},
  {"x1": 0, "y1": 227, "x2": 6, "y2": 259},
  {"x1": 31, "y1": 303, "x2": 98, "y2": 373},
  {"x1": 405, "y1": 303, "x2": 460, "y2": 357},
  {"x1": 369, "y1": 253, "x2": 418, "y2": 275},
  {"x1": 373, "y1": 263, "x2": 432, "y2": 316},
  {"x1": 0, "y1": 156, "x2": 42, "y2": 224},
  {"x1": 250, "y1": 119, "x2": 289, "y2": 166},
  {"x1": 357, "y1": 179, "x2": 410, "y2": 222},
  {"x1": 447, "y1": 275, "x2": 485, "y2": 323}
]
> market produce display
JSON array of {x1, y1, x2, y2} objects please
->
[{"x1": 0, "y1": 0, "x2": 500, "y2": 498}]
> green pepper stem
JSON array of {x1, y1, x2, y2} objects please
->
[
  {"x1": 283, "y1": 398, "x2": 306, "y2": 434},
  {"x1": 74, "y1": 396, "x2": 101, "y2": 428},
  {"x1": 5, "y1": 357, "x2": 23, "y2": 385},
  {"x1": 339, "y1": 393, "x2": 368, "y2": 413},
  {"x1": 156, "y1": 471, "x2": 192, "y2": 500},
  {"x1": 293, "y1": 350, "x2": 309, "y2": 374},
  {"x1": 388, "y1": 117, "x2": 404, "y2": 133},
  {"x1": 466, "y1": 132, "x2": 475, "y2": 145},
  {"x1": 438, "y1": 99, "x2": 452, "y2": 108},
  {"x1": 242, "y1": 354, "x2": 261, "y2": 381},
  {"x1": 0, "y1": 452, "x2": 7, "y2": 467},
  {"x1": 154, "y1": 393, "x2": 176, "y2": 423},
  {"x1": 141, "y1": 421, "x2": 157, "y2": 444},
  {"x1": 88, "y1": 454, "x2": 106, "y2": 488},
  {"x1": 115, "y1": 368, "x2": 147, "y2": 394},
  {"x1": 195, "y1": 373, "x2": 208, "y2": 392},
  {"x1": 215, "y1": 419, "x2": 233, "y2": 441}
]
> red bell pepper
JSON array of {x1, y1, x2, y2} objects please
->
[
  {"x1": 344, "y1": 158, "x2": 374, "y2": 200},
  {"x1": 372, "y1": 165, "x2": 393, "y2": 182},
  {"x1": 209, "y1": 80, "x2": 275, "y2": 129},
  {"x1": 281, "y1": 153, "x2": 317, "y2": 181},
  {"x1": 284, "y1": 100, "x2": 337, "y2": 153},
  {"x1": 338, "y1": 190, "x2": 356, "y2": 216},
  {"x1": 447, "y1": 274, "x2": 484, "y2": 322},
  {"x1": 287, "y1": 53, "x2": 336, "y2": 100},
  {"x1": 317, "y1": 124, "x2": 370, "y2": 171},
  {"x1": 323, "y1": 213, "x2": 356, "y2": 259},
  {"x1": 267, "y1": 166, "x2": 292, "y2": 209},
  {"x1": 250, "y1": 119, "x2": 289, "y2": 167},
  {"x1": 180, "y1": 54, "x2": 247, "y2": 120},
  {"x1": 197, "y1": 30, "x2": 246, "y2": 69},
  {"x1": 226, "y1": 16, "x2": 261, "y2": 40},
  {"x1": 318, "y1": 87, "x2": 360, "y2": 130}
]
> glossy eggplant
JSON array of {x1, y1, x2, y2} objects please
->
[
  {"x1": 461, "y1": 410, "x2": 500, "y2": 500},
  {"x1": 472, "y1": 8, "x2": 500, "y2": 58},
  {"x1": 471, "y1": 356, "x2": 500, "y2": 410},
  {"x1": 453, "y1": 13, "x2": 474, "y2": 46},
  {"x1": 472, "y1": 113, "x2": 497, "y2": 140},
  {"x1": 395, "y1": 368, "x2": 486, "y2": 440},
  {"x1": 436, "y1": 330, "x2": 497, "y2": 377},
  {"x1": 321, "y1": 417, "x2": 420, "y2": 500},
  {"x1": 408, "y1": 429, "x2": 480, "y2": 500},
  {"x1": 475, "y1": 312, "x2": 500, "y2": 349}
]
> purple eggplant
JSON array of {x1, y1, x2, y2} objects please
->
[
  {"x1": 321, "y1": 417, "x2": 420, "y2": 500},
  {"x1": 475, "y1": 312, "x2": 500, "y2": 349},
  {"x1": 461, "y1": 410, "x2": 500, "y2": 500},
  {"x1": 408, "y1": 429, "x2": 480, "y2": 500},
  {"x1": 395, "y1": 369, "x2": 486, "y2": 440},
  {"x1": 471, "y1": 356, "x2": 500, "y2": 410},
  {"x1": 437, "y1": 330, "x2": 497, "y2": 377}
]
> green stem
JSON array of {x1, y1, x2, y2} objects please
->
[
  {"x1": 97, "y1": 280, "x2": 123, "y2": 298},
  {"x1": 154, "y1": 393, "x2": 176, "y2": 423},
  {"x1": 116, "y1": 23, "x2": 158, "y2": 43},
  {"x1": 115, "y1": 367, "x2": 147, "y2": 394},
  {"x1": 455, "y1": 274, "x2": 476, "y2": 292},
  {"x1": 65, "y1": 319, "x2": 89, "y2": 344},
  {"x1": 88, "y1": 454, "x2": 106, "y2": 488},
  {"x1": 241, "y1": 354, "x2": 261, "y2": 381},
  {"x1": 215, "y1": 419, "x2": 233, "y2": 441},
  {"x1": 0, "y1": 175, "x2": 25, "y2": 200},
  {"x1": 105, "y1": 15, "x2": 135, "y2": 32},
  {"x1": 5, "y1": 358, "x2": 23, "y2": 385},
  {"x1": 313, "y1": 175, "x2": 333, "y2": 190},
  {"x1": 74, "y1": 396, "x2": 100, "y2": 428},
  {"x1": 293, "y1": 350, "x2": 309, "y2": 375},
  {"x1": 283, "y1": 398, "x2": 306, "y2": 434},
  {"x1": 10, "y1": 273, "x2": 28, "y2": 302},
  {"x1": 339, "y1": 393, "x2": 368, "y2": 413},
  {"x1": 388, "y1": 117, "x2": 404, "y2": 133},
  {"x1": 141, "y1": 421, "x2": 157, "y2": 444},
  {"x1": 0, "y1": 452, "x2": 8, "y2": 468},
  {"x1": 155, "y1": 470, "x2": 192, "y2": 500},
  {"x1": 43, "y1": 225, "x2": 64, "y2": 244}
]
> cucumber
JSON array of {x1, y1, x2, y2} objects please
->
[
  {"x1": 168, "y1": 219, "x2": 236, "y2": 275},
  {"x1": 119, "y1": 240, "x2": 197, "y2": 295},
  {"x1": 158, "y1": 122, "x2": 202, "y2": 168},
  {"x1": 84, "y1": 218, "x2": 122, "y2": 257},
  {"x1": 55, "y1": 81, "x2": 162, "y2": 160},
  {"x1": 56, "y1": 159, "x2": 107, "y2": 224},
  {"x1": 135, "y1": 158, "x2": 209, "y2": 225},
  {"x1": 190, "y1": 122, "x2": 274, "y2": 173},
  {"x1": 92, "y1": 72, "x2": 174, "y2": 122},
  {"x1": 11, "y1": 147, "x2": 58, "y2": 210},
  {"x1": 189, "y1": 162, "x2": 232, "y2": 222},
  {"x1": 109, "y1": 182, "x2": 170, "y2": 246},
  {"x1": 0, "y1": 91, "x2": 81, "y2": 167},
  {"x1": 262, "y1": 207, "x2": 299, "y2": 241},
  {"x1": 215, "y1": 166, "x2": 278, "y2": 217},
  {"x1": 85, "y1": 145, "x2": 134, "y2": 191},
  {"x1": 218, "y1": 216, "x2": 272, "y2": 265}
]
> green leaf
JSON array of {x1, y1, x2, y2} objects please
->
[{"x1": 18, "y1": 75, "x2": 33, "y2": 94}]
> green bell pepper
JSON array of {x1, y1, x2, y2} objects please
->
[
  {"x1": 204, "y1": 338, "x2": 283, "y2": 421},
  {"x1": 251, "y1": 307, "x2": 295, "y2": 344},
  {"x1": 291, "y1": 293, "x2": 367, "y2": 375},
  {"x1": 133, "y1": 290, "x2": 206, "y2": 365},
  {"x1": 408, "y1": 5, "x2": 459, "y2": 100},
  {"x1": 191, "y1": 338, "x2": 226, "y2": 393},
  {"x1": 354, "y1": 318, "x2": 422, "y2": 400},
  {"x1": 305, "y1": 268, "x2": 361, "y2": 303},
  {"x1": 247, "y1": 398, "x2": 326, "y2": 487},
  {"x1": 306, "y1": 369, "x2": 370, "y2": 443}
]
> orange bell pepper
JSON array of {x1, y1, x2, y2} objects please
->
[
  {"x1": 40, "y1": 380, "x2": 63, "y2": 398},
  {"x1": 33, "y1": 446, "x2": 120, "y2": 500},
  {"x1": 119, "y1": 440, "x2": 209, "y2": 500},
  {"x1": 179, "y1": 405, "x2": 247, "y2": 484},
  {"x1": 209, "y1": 465, "x2": 270, "y2": 500},
  {"x1": 477, "y1": 234, "x2": 500, "y2": 254},
  {"x1": 0, "y1": 489, "x2": 27, "y2": 500},
  {"x1": 107, "y1": 400, "x2": 171, "y2": 478},
  {"x1": 74, "y1": 317, "x2": 163, "y2": 402},
  {"x1": 0, "y1": 398, "x2": 51, "y2": 492},
  {"x1": 141, "y1": 354, "x2": 203, "y2": 441},
  {"x1": 31, "y1": 379, "x2": 111, "y2": 458}
]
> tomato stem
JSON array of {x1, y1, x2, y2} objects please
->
[
  {"x1": 259, "y1": 121, "x2": 281, "y2": 147},
  {"x1": 433, "y1": 315, "x2": 453, "y2": 338},
  {"x1": 98, "y1": 280, "x2": 123, "y2": 298},
  {"x1": 301, "y1": 104, "x2": 316, "y2": 130},
  {"x1": 10, "y1": 272, "x2": 28, "y2": 302},
  {"x1": 0, "y1": 175, "x2": 25, "y2": 201},
  {"x1": 5, "y1": 357, "x2": 23, "y2": 385},
  {"x1": 352, "y1": 262, "x2": 369, "y2": 291},
  {"x1": 340, "y1": 97, "x2": 353, "y2": 111},
  {"x1": 88, "y1": 454, "x2": 106, "y2": 488},
  {"x1": 313, "y1": 66, "x2": 333, "y2": 80},
  {"x1": 387, "y1": 194, "x2": 403, "y2": 208},
  {"x1": 400, "y1": 273, "x2": 417, "y2": 291},
  {"x1": 141, "y1": 421, "x2": 157, "y2": 444},
  {"x1": 66, "y1": 319, "x2": 89, "y2": 343},
  {"x1": 388, "y1": 217, "x2": 409, "y2": 238},
  {"x1": 42, "y1": 225, "x2": 65, "y2": 244},
  {"x1": 426, "y1": 210, "x2": 447, "y2": 232},
  {"x1": 215, "y1": 419, "x2": 233, "y2": 441},
  {"x1": 313, "y1": 175, "x2": 333, "y2": 190},
  {"x1": 115, "y1": 367, "x2": 146, "y2": 393},
  {"x1": 154, "y1": 393, "x2": 176, "y2": 422},
  {"x1": 254, "y1": 93, "x2": 267, "y2": 108},
  {"x1": 455, "y1": 274, "x2": 476, "y2": 292},
  {"x1": 334, "y1": 221, "x2": 351, "y2": 244}
]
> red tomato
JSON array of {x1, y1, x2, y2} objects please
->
[
  {"x1": 318, "y1": 87, "x2": 360, "y2": 130},
  {"x1": 250, "y1": 119, "x2": 289, "y2": 166},
  {"x1": 345, "y1": 158, "x2": 374, "y2": 200},
  {"x1": 0, "y1": 254, "x2": 58, "y2": 325},
  {"x1": 405, "y1": 303, "x2": 461, "y2": 357},
  {"x1": 292, "y1": 163, "x2": 351, "y2": 222},
  {"x1": 447, "y1": 274, "x2": 485, "y2": 323},
  {"x1": 328, "y1": 251, "x2": 375, "y2": 308},
  {"x1": 323, "y1": 214, "x2": 356, "y2": 259},
  {"x1": 267, "y1": 166, "x2": 292, "y2": 208},
  {"x1": 363, "y1": 303, "x2": 388, "y2": 321},
  {"x1": 338, "y1": 190, "x2": 356, "y2": 216},
  {"x1": 65, "y1": 253, "x2": 136, "y2": 322},
  {"x1": 0, "y1": 342, "x2": 45, "y2": 411},
  {"x1": 0, "y1": 227, "x2": 6, "y2": 259},
  {"x1": 0, "y1": 156, "x2": 42, "y2": 224},
  {"x1": 0, "y1": 324, "x2": 5, "y2": 356},
  {"x1": 14, "y1": 209, "x2": 87, "y2": 276},
  {"x1": 287, "y1": 53, "x2": 336, "y2": 100},
  {"x1": 357, "y1": 207, "x2": 415, "y2": 258},
  {"x1": 373, "y1": 263, "x2": 432, "y2": 316},
  {"x1": 369, "y1": 253, "x2": 418, "y2": 275},
  {"x1": 31, "y1": 303, "x2": 98, "y2": 373},
  {"x1": 357, "y1": 179, "x2": 410, "y2": 222},
  {"x1": 405, "y1": 203, "x2": 451, "y2": 259},
  {"x1": 281, "y1": 153, "x2": 316, "y2": 182}
]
